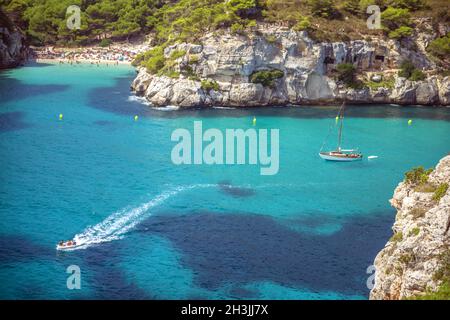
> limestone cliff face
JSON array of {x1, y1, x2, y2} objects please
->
[
  {"x1": 0, "y1": 11, "x2": 28, "y2": 69},
  {"x1": 131, "y1": 26, "x2": 450, "y2": 107},
  {"x1": 370, "y1": 155, "x2": 450, "y2": 300}
]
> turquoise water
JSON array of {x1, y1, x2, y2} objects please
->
[{"x1": 1, "y1": 63, "x2": 449, "y2": 299}]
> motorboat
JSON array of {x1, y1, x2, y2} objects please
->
[{"x1": 56, "y1": 240, "x2": 82, "y2": 250}]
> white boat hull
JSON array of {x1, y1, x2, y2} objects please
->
[
  {"x1": 319, "y1": 152, "x2": 363, "y2": 162},
  {"x1": 56, "y1": 243, "x2": 83, "y2": 251}
]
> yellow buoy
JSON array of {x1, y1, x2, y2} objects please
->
[
  {"x1": 134, "y1": 115, "x2": 139, "y2": 121},
  {"x1": 408, "y1": 119, "x2": 413, "y2": 126},
  {"x1": 335, "y1": 116, "x2": 339, "y2": 123},
  {"x1": 252, "y1": 117, "x2": 256, "y2": 126},
  {"x1": 59, "y1": 114, "x2": 63, "y2": 120}
]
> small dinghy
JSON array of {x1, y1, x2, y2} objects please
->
[
  {"x1": 56, "y1": 240, "x2": 81, "y2": 251},
  {"x1": 319, "y1": 102, "x2": 363, "y2": 162}
]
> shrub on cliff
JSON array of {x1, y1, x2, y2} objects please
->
[
  {"x1": 343, "y1": 0, "x2": 361, "y2": 15},
  {"x1": 99, "y1": 39, "x2": 112, "y2": 48},
  {"x1": 387, "y1": 0, "x2": 426, "y2": 11},
  {"x1": 409, "y1": 69, "x2": 426, "y2": 81},
  {"x1": 170, "y1": 50, "x2": 187, "y2": 60},
  {"x1": 226, "y1": 0, "x2": 260, "y2": 18},
  {"x1": 335, "y1": 63, "x2": 363, "y2": 88},
  {"x1": 336, "y1": 63, "x2": 356, "y2": 82},
  {"x1": 231, "y1": 22, "x2": 246, "y2": 35},
  {"x1": 307, "y1": 0, "x2": 340, "y2": 19},
  {"x1": 250, "y1": 69, "x2": 284, "y2": 87},
  {"x1": 293, "y1": 16, "x2": 312, "y2": 31},
  {"x1": 364, "y1": 75, "x2": 395, "y2": 90},
  {"x1": 398, "y1": 60, "x2": 425, "y2": 81},
  {"x1": 390, "y1": 231, "x2": 403, "y2": 242},
  {"x1": 410, "y1": 207, "x2": 427, "y2": 219},
  {"x1": 399, "y1": 60, "x2": 415, "y2": 78},
  {"x1": 427, "y1": 34, "x2": 450, "y2": 62},
  {"x1": 359, "y1": 0, "x2": 387, "y2": 13},
  {"x1": 404, "y1": 166, "x2": 433, "y2": 185},
  {"x1": 413, "y1": 251, "x2": 450, "y2": 299},
  {"x1": 389, "y1": 26, "x2": 413, "y2": 39},
  {"x1": 432, "y1": 183, "x2": 449, "y2": 202},
  {"x1": 201, "y1": 79, "x2": 220, "y2": 92},
  {"x1": 134, "y1": 46, "x2": 165, "y2": 74},
  {"x1": 381, "y1": 7, "x2": 412, "y2": 32}
]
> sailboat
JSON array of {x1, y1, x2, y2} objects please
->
[{"x1": 319, "y1": 102, "x2": 363, "y2": 162}]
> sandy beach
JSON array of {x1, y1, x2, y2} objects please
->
[
  {"x1": 34, "y1": 58, "x2": 132, "y2": 65},
  {"x1": 31, "y1": 42, "x2": 150, "y2": 66}
]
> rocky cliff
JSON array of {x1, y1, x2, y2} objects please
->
[
  {"x1": 0, "y1": 10, "x2": 28, "y2": 69},
  {"x1": 131, "y1": 25, "x2": 450, "y2": 108},
  {"x1": 370, "y1": 155, "x2": 450, "y2": 300}
]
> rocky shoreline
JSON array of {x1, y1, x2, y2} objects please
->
[
  {"x1": 131, "y1": 26, "x2": 450, "y2": 108},
  {"x1": 370, "y1": 155, "x2": 450, "y2": 300}
]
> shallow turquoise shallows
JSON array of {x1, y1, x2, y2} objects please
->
[{"x1": 1, "y1": 63, "x2": 449, "y2": 300}]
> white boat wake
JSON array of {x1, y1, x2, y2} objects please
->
[
  {"x1": 64, "y1": 182, "x2": 296, "y2": 251},
  {"x1": 71, "y1": 184, "x2": 215, "y2": 250}
]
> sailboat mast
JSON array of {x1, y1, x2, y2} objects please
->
[{"x1": 337, "y1": 102, "x2": 345, "y2": 152}]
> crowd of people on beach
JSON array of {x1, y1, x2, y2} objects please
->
[{"x1": 32, "y1": 43, "x2": 149, "y2": 65}]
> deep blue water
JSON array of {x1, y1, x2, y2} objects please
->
[{"x1": 0, "y1": 62, "x2": 449, "y2": 299}]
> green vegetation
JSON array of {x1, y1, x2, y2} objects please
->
[
  {"x1": 390, "y1": 231, "x2": 403, "y2": 243},
  {"x1": 410, "y1": 207, "x2": 427, "y2": 219},
  {"x1": 250, "y1": 69, "x2": 284, "y2": 87},
  {"x1": 342, "y1": 0, "x2": 361, "y2": 15},
  {"x1": 201, "y1": 79, "x2": 220, "y2": 92},
  {"x1": 264, "y1": 34, "x2": 277, "y2": 44},
  {"x1": 1, "y1": 0, "x2": 445, "y2": 47},
  {"x1": 388, "y1": 25, "x2": 413, "y2": 39},
  {"x1": 335, "y1": 63, "x2": 363, "y2": 89},
  {"x1": 399, "y1": 253, "x2": 413, "y2": 264},
  {"x1": 293, "y1": 16, "x2": 312, "y2": 32},
  {"x1": 231, "y1": 22, "x2": 246, "y2": 35},
  {"x1": 2, "y1": 0, "x2": 161, "y2": 45},
  {"x1": 413, "y1": 282, "x2": 450, "y2": 299},
  {"x1": 382, "y1": 7, "x2": 412, "y2": 30},
  {"x1": 433, "y1": 251, "x2": 450, "y2": 283},
  {"x1": 169, "y1": 49, "x2": 187, "y2": 60},
  {"x1": 364, "y1": 75, "x2": 395, "y2": 90},
  {"x1": 227, "y1": 0, "x2": 259, "y2": 17},
  {"x1": 389, "y1": 0, "x2": 426, "y2": 10},
  {"x1": 412, "y1": 250, "x2": 450, "y2": 299},
  {"x1": 2, "y1": 0, "x2": 447, "y2": 75},
  {"x1": 415, "y1": 182, "x2": 436, "y2": 192},
  {"x1": 132, "y1": 45, "x2": 165, "y2": 73},
  {"x1": 164, "y1": 70, "x2": 180, "y2": 78},
  {"x1": 432, "y1": 183, "x2": 448, "y2": 202},
  {"x1": 408, "y1": 227, "x2": 420, "y2": 236},
  {"x1": 307, "y1": 0, "x2": 339, "y2": 19},
  {"x1": 398, "y1": 60, "x2": 426, "y2": 81},
  {"x1": 99, "y1": 38, "x2": 112, "y2": 47},
  {"x1": 410, "y1": 69, "x2": 426, "y2": 81},
  {"x1": 188, "y1": 54, "x2": 200, "y2": 65},
  {"x1": 381, "y1": 6, "x2": 413, "y2": 39},
  {"x1": 132, "y1": 46, "x2": 187, "y2": 77},
  {"x1": 404, "y1": 166, "x2": 433, "y2": 185},
  {"x1": 336, "y1": 63, "x2": 356, "y2": 84},
  {"x1": 428, "y1": 33, "x2": 450, "y2": 62}
]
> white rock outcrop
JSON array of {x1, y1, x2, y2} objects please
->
[
  {"x1": 131, "y1": 28, "x2": 450, "y2": 107},
  {"x1": 370, "y1": 155, "x2": 450, "y2": 300}
]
